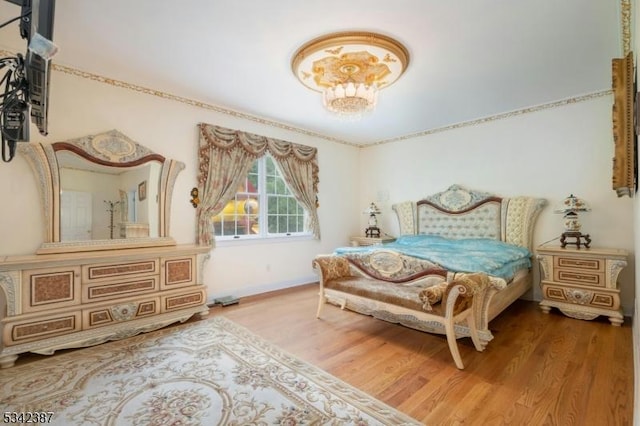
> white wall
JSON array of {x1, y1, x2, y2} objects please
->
[
  {"x1": 0, "y1": 68, "x2": 361, "y2": 300},
  {"x1": 359, "y1": 95, "x2": 635, "y2": 314}
]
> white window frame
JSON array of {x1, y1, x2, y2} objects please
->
[{"x1": 215, "y1": 155, "x2": 311, "y2": 242}]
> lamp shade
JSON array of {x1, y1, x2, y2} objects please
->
[
  {"x1": 364, "y1": 202, "x2": 381, "y2": 216},
  {"x1": 554, "y1": 194, "x2": 591, "y2": 214}
]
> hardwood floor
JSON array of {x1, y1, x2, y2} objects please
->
[{"x1": 212, "y1": 283, "x2": 634, "y2": 426}]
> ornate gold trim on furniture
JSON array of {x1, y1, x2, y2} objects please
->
[{"x1": 611, "y1": 52, "x2": 636, "y2": 197}]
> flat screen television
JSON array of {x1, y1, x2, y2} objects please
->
[{"x1": 21, "y1": 0, "x2": 56, "y2": 136}]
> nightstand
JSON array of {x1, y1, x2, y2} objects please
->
[
  {"x1": 350, "y1": 236, "x2": 395, "y2": 246},
  {"x1": 537, "y1": 245, "x2": 628, "y2": 326}
]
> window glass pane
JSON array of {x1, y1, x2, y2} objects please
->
[
  {"x1": 278, "y1": 216, "x2": 287, "y2": 232},
  {"x1": 268, "y1": 215, "x2": 278, "y2": 233},
  {"x1": 287, "y1": 216, "x2": 297, "y2": 232},
  {"x1": 268, "y1": 195, "x2": 277, "y2": 214},
  {"x1": 287, "y1": 197, "x2": 297, "y2": 214},
  {"x1": 266, "y1": 175, "x2": 275, "y2": 195},
  {"x1": 248, "y1": 173, "x2": 258, "y2": 191},
  {"x1": 266, "y1": 156, "x2": 276, "y2": 175}
]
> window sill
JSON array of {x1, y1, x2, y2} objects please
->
[{"x1": 214, "y1": 234, "x2": 314, "y2": 247}]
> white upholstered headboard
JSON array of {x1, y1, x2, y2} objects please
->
[{"x1": 392, "y1": 185, "x2": 546, "y2": 251}]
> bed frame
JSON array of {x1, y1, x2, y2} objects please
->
[{"x1": 323, "y1": 184, "x2": 546, "y2": 344}]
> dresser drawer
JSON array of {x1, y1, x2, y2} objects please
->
[
  {"x1": 82, "y1": 259, "x2": 159, "y2": 283},
  {"x1": 83, "y1": 276, "x2": 159, "y2": 303},
  {"x1": 542, "y1": 284, "x2": 619, "y2": 310},
  {"x1": 160, "y1": 256, "x2": 196, "y2": 290},
  {"x1": 161, "y1": 288, "x2": 206, "y2": 312},
  {"x1": 554, "y1": 256, "x2": 603, "y2": 272},
  {"x1": 553, "y1": 269, "x2": 605, "y2": 287},
  {"x1": 4, "y1": 312, "x2": 81, "y2": 345},
  {"x1": 82, "y1": 297, "x2": 160, "y2": 329},
  {"x1": 22, "y1": 266, "x2": 82, "y2": 313}
]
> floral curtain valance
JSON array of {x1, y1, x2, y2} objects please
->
[{"x1": 197, "y1": 123, "x2": 320, "y2": 246}]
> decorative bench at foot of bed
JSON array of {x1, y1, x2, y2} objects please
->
[
  {"x1": 323, "y1": 294, "x2": 495, "y2": 346},
  {"x1": 313, "y1": 255, "x2": 496, "y2": 369}
]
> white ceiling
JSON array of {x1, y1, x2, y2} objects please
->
[{"x1": 0, "y1": 0, "x2": 624, "y2": 145}]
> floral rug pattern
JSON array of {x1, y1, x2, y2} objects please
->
[{"x1": 0, "y1": 316, "x2": 420, "y2": 425}]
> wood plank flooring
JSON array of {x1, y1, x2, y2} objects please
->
[
  {"x1": 9, "y1": 282, "x2": 633, "y2": 425},
  {"x1": 213, "y1": 283, "x2": 634, "y2": 426}
]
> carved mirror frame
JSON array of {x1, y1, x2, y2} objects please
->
[
  {"x1": 611, "y1": 51, "x2": 636, "y2": 197},
  {"x1": 19, "y1": 130, "x2": 184, "y2": 254}
]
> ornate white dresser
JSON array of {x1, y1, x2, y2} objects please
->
[
  {"x1": 0, "y1": 130, "x2": 211, "y2": 367},
  {"x1": 0, "y1": 245, "x2": 210, "y2": 368}
]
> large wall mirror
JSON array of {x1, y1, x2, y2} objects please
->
[{"x1": 19, "y1": 130, "x2": 184, "y2": 254}]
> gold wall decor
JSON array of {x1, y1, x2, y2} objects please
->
[
  {"x1": 190, "y1": 187, "x2": 199, "y2": 208},
  {"x1": 611, "y1": 51, "x2": 636, "y2": 197}
]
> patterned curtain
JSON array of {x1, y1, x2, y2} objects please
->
[
  {"x1": 197, "y1": 123, "x2": 320, "y2": 246},
  {"x1": 268, "y1": 139, "x2": 320, "y2": 240}
]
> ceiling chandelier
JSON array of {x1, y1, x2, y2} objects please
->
[{"x1": 292, "y1": 31, "x2": 410, "y2": 116}]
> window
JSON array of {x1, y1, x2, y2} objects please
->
[{"x1": 212, "y1": 155, "x2": 309, "y2": 239}]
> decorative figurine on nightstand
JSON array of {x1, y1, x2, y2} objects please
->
[
  {"x1": 364, "y1": 202, "x2": 381, "y2": 238},
  {"x1": 555, "y1": 194, "x2": 591, "y2": 249}
]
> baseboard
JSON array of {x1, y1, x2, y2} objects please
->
[{"x1": 206, "y1": 275, "x2": 318, "y2": 305}]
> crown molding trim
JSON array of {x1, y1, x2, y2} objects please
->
[
  {"x1": 365, "y1": 90, "x2": 612, "y2": 147},
  {"x1": 50, "y1": 62, "x2": 357, "y2": 147},
  {"x1": 23, "y1": 57, "x2": 615, "y2": 149},
  {"x1": 620, "y1": 0, "x2": 631, "y2": 55}
]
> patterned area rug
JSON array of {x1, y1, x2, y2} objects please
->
[{"x1": 0, "y1": 316, "x2": 420, "y2": 425}]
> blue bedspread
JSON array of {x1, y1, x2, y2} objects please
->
[{"x1": 335, "y1": 235, "x2": 532, "y2": 280}]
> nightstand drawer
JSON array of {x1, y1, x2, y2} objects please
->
[
  {"x1": 350, "y1": 236, "x2": 395, "y2": 246},
  {"x1": 542, "y1": 284, "x2": 619, "y2": 309},
  {"x1": 553, "y1": 270, "x2": 604, "y2": 287},
  {"x1": 554, "y1": 256, "x2": 603, "y2": 272}
]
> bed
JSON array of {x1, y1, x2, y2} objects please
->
[{"x1": 313, "y1": 184, "x2": 546, "y2": 348}]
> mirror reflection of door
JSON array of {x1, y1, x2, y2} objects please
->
[
  {"x1": 127, "y1": 190, "x2": 137, "y2": 222},
  {"x1": 61, "y1": 190, "x2": 93, "y2": 241}
]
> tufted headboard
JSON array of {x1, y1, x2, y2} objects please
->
[{"x1": 392, "y1": 185, "x2": 546, "y2": 251}]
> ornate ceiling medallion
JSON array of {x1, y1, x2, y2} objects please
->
[{"x1": 292, "y1": 31, "x2": 410, "y2": 116}]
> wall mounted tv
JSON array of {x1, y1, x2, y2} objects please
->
[
  {"x1": 0, "y1": 0, "x2": 57, "y2": 162},
  {"x1": 19, "y1": 0, "x2": 56, "y2": 136}
]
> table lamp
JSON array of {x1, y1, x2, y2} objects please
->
[
  {"x1": 555, "y1": 194, "x2": 591, "y2": 249},
  {"x1": 364, "y1": 202, "x2": 381, "y2": 238}
]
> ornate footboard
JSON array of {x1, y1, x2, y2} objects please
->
[
  {"x1": 313, "y1": 254, "x2": 496, "y2": 369},
  {"x1": 313, "y1": 252, "x2": 509, "y2": 346}
]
